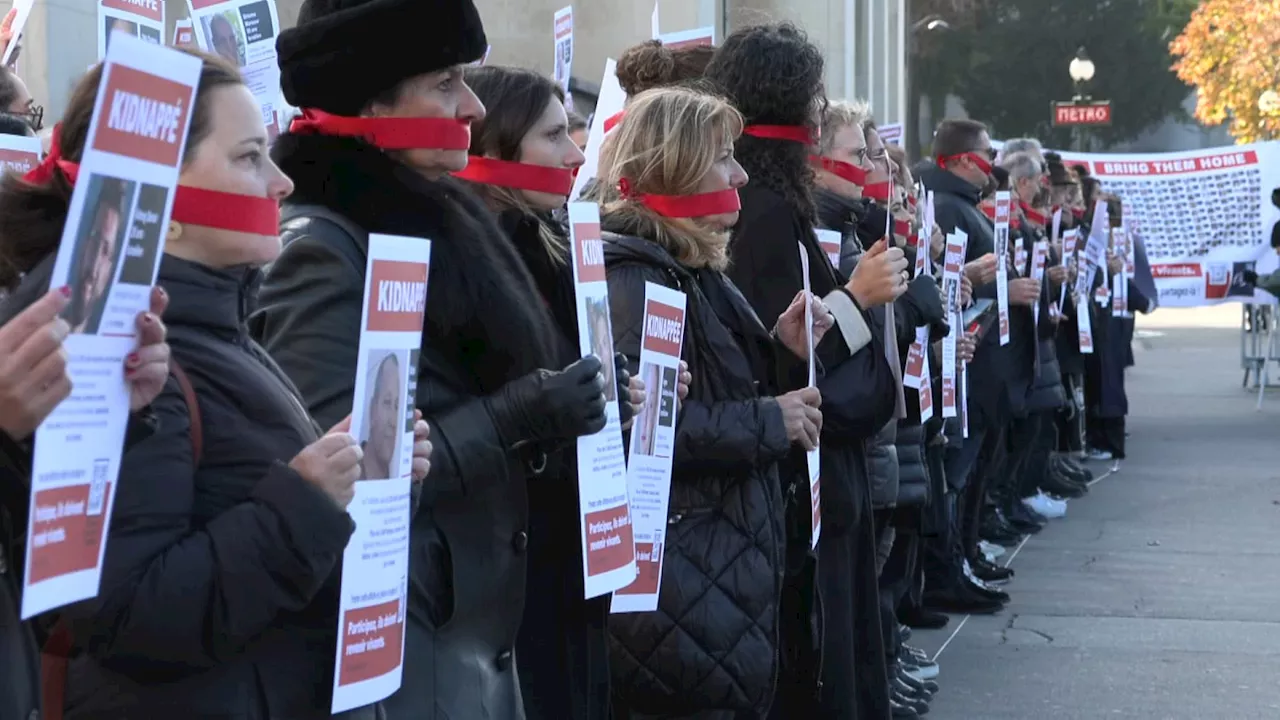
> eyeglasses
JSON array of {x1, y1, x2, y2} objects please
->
[{"x1": 15, "y1": 105, "x2": 42, "y2": 132}]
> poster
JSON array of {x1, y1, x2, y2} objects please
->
[
  {"x1": 815, "y1": 228, "x2": 841, "y2": 271},
  {"x1": 993, "y1": 191, "x2": 1011, "y2": 346},
  {"x1": 939, "y1": 232, "x2": 966, "y2": 418},
  {"x1": 553, "y1": 6, "x2": 573, "y2": 110},
  {"x1": 0, "y1": 132, "x2": 41, "y2": 175},
  {"x1": 98, "y1": 0, "x2": 165, "y2": 59},
  {"x1": 172, "y1": 18, "x2": 195, "y2": 46},
  {"x1": 22, "y1": 34, "x2": 198, "y2": 618},
  {"x1": 657, "y1": 26, "x2": 716, "y2": 49},
  {"x1": 1057, "y1": 143, "x2": 1280, "y2": 306},
  {"x1": 185, "y1": 0, "x2": 282, "y2": 132},
  {"x1": 798, "y1": 244, "x2": 820, "y2": 549},
  {"x1": 330, "y1": 234, "x2": 428, "y2": 713},
  {"x1": 2, "y1": 0, "x2": 35, "y2": 66},
  {"x1": 569, "y1": 59, "x2": 625, "y2": 202},
  {"x1": 567, "y1": 202, "x2": 636, "y2": 598},
  {"x1": 878, "y1": 123, "x2": 903, "y2": 146},
  {"x1": 611, "y1": 282, "x2": 685, "y2": 614}
]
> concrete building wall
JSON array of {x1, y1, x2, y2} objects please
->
[{"x1": 18, "y1": 0, "x2": 907, "y2": 130}]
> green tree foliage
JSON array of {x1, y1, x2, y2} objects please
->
[{"x1": 915, "y1": 0, "x2": 1195, "y2": 149}]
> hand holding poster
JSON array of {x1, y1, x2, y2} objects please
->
[
  {"x1": 23, "y1": 34, "x2": 199, "y2": 618},
  {"x1": 611, "y1": 282, "x2": 686, "y2": 614},
  {"x1": 2, "y1": 0, "x2": 35, "y2": 67},
  {"x1": 98, "y1": 0, "x2": 164, "y2": 59},
  {"x1": 185, "y1": 0, "x2": 282, "y2": 131},
  {"x1": 567, "y1": 202, "x2": 637, "y2": 598},
  {"x1": 331, "y1": 234, "x2": 429, "y2": 713}
]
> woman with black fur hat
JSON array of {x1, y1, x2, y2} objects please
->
[
  {"x1": 706, "y1": 23, "x2": 907, "y2": 720},
  {"x1": 251, "y1": 2, "x2": 613, "y2": 718}
]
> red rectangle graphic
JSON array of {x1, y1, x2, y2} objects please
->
[
  {"x1": 614, "y1": 541, "x2": 661, "y2": 596},
  {"x1": 1091, "y1": 151, "x2": 1258, "y2": 177},
  {"x1": 574, "y1": 222, "x2": 606, "y2": 283},
  {"x1": 91, "y1": 65, "x2": 195, "y2": 167},
  {"x1": 27, "y1": 483, "x2": 111, "y2": 584},
  {"x1": 0, "y1": 148, "x2": 40, "y2": 174},
  {"x1": 366, "y1": 260, "x2": 429, "y2": 332},
  {"x1": 337, "y1": 598, "x2": 405, "y2": 686},
  {"x1": 641, "y1": 300, "x2": 684, "y2": 356},
  {"x1": 101, "y1": 0, "x2": 163, "y2": 22},
  {"x1": 585, "y1": 505, "x2": 634, "y2": 576}
]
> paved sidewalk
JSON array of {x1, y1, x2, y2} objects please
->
[{"x1": 913, "y1": 306, "x2": 1280, "y2": 719}]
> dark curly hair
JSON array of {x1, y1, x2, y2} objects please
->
[
  {"x1": 616, "y1": 39, "x2": 715, "y2": 97},
  {"x1": 704, "y1": 23, "x2": 825, "y2": 223}
]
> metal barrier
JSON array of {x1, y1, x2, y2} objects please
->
[{"x1": 1241, "y1": 303, "x2": 1280, "y2": 409}]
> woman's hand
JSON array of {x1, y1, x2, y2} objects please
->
[
  {"x1": 960, "y1": 273, "x2": 974, "y2": 308},
  {"x1": 956, "y1": 331, "x2": 977, "y2": 365},
  {"x1": 126, "y1": 286, "x2": 170, "y2": 412},
  {"x1": 965, "y1": 253, "x2": 998, "y2": 286},
  {"x1": 776, "y1": 290, "x2": 834, "y2": 362},
  {"x1": 776, "y1": 387, "x2": 822, "y2": 451},
  {"x1": 410, "y1": 410, "x2": 432, "y2": 483},
  {"x1": 676, "y1": 360, "x2": 691, "y2": 402},
  {"x1": 620, "y1": 373, "x2": 645, "y2": 432},
  {"x1": 930, "y1": 223, "x2": 945, "y2": 262},
  {"x1": 846, "y1": 238, "x2": 908, "y2": 308},
  {"x1": 0, "y1": 9, "x2": 18, "y2": 68},
  {"x1": 0, "y1": 287, "x2": 72, "y2": 440},
  {"x1": 290, "y1": 415, "x2": 362, "y2": 509}
]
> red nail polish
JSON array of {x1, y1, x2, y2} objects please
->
[{"x1": 58, "y1": 285, "x2": 71, "y2": 297}]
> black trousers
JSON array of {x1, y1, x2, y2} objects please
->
[
  {"x1": 998, "y1": 413, "x2": 1042, "y2": 502},
  {"x1": 960, "y1": 425, "x2": 1006, "y2": 557},
  {"x1": 1088, "y1": 416, "x2": 1126, "y2": 459},
  {"x1": 878, "y1": 509, "x2": 921, "y2": 663},
  {"x1": 1055, "y1": 374, "x2": 1085, "y2": 453},
  {"x1": 1019, "y1": 411, "x2": 1058, "y2": 497}
]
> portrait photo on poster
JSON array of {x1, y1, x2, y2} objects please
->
[
  {"x1": 63, "y1": 174, "x2": 137, "y2": 336},
  {"x1": 117, "y1": 184, "x2": 167, "y2": 286},
  {"x1": 202, "y1": 11, "x2": 248, "y2": 67},
  {"x1": 583, "y1": 296, "x2": 617, "y2": 401},
  {"x1": 103, "y1": 18, "x2": 139, "y2": 52},
  {"x1": 630, "y1": 362, "x2": 661, "y2": 457},
  {"x1": 359, "y1": 348, "x2": 408, "y2": 482},
  {"x1": 139, "y1": 25, "x2": 162, "y2": 44},
  {"x1": 658, "y1": 366, "x2": 676, "y2": 429}
]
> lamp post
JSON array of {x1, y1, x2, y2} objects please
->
[
  {"x1": 906, "y1": 14, "x2": 951, "y2": 160},
  {"x1": 1066, "y1": 46, "x2": 1097, "y2": 152}
]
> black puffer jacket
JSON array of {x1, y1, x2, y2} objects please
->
[
  {"x1": 58, "y1": 256, "x2": 366, "y2": 719},
  {"x1": 603, "y1": 227, "x2": 790, "y2": 717}
]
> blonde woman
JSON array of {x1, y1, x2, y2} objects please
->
[{"x1": 598, "y1": 86, "x2": 833, "y2": 718}]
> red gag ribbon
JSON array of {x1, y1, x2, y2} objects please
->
[
  {"x1": 1020, "y1": 202, "x2": 1047, "y2": 227},
  {"x1": 171, "y1": 186, "x2": 280, "y2": 235},
  {"x1": 810, "y1": 155, "x2": 867, "y2": 186},
  {"x1": 893, "y1": 219, "x2": 911, "y2": 238},
  {"x1": 937, "y1": 151, "x2": 993, "y2": 175},
  {"x1": 603, "y1": 110, "x2": 625, "y2": 134},
  {"x1": 742, "y1": 125, "x2": 813, "y2": 144},
  {"x1": 289, "y1": 109, "x2": 471, "y2": 150},
  {"x1": 1011, "y1": 217, "x2": 1022, "y2": 231},
  {"x1": 453, "y1": 156, "x2": 574, "y2": 196},
  {"x1": 1071, "y1": 207, "x2": 1085, "y2": 220},
  {"x1": 864, "y1": 180, "x2": 892, "y2": 204},
  {"x1": 22, "y1": 124, "x2": 79, "y2": 185},
  {"x1": 907, "y1": 195, "x2": 918, "y2": 210},
  {"x1": 618, "y1": 177, "x2": 741, "y2": 218},
  {"x1": 981, "y1": 204, "x2": 997, "y2": 221}
]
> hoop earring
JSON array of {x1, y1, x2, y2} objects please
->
[{"x1": 166, "y1": 221, "x2": 182, "y2": 243}]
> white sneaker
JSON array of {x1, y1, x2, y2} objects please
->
[
  {"x1": 1023, "y1": 491, "x2": 1067, "y2": 519},
  {"x1": 979, "y1": 540, "x2": 1007, "y2": 560}
]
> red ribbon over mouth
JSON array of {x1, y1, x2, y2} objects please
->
[
  {"x1": 289, "y1": 109, "x2": 471, "y2": 150},
  {"x1": 893, "y1": 219, "x2": 911, "y2": 238},
  {"x1": 618, "y1": 178, "x2": 741, "y2": 218},
  {"x1": 864, "y1": 180, "x2": 892, "y2": 204},
  {"x1": 453, "y1": 156, "x2": 575, "y2": 196},
  {"x1": 1071, "y1": 207, "x2": 1085, "y2": 220},
  {"x1": 811, "y1": 155, "x2": 867, "y2": 186},
  {"x1": 981, "y1": 204, "x2": 997, "y2": 221},
  {"x1": 742, "y1": 124, "x2": 814, "y2": 144},
  {"x1": 603, "y1": 110, "x2": 625, "y2": 134},
  {"x1": 171, "y1": 186, "x2": 281, "y2": 235},
  {"x1": 1020, "y1": 202, "x2": 1047, "y2": 227}
]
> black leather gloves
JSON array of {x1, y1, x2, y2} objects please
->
[
  {"x1": 487, "y1": 355, "x2": 608, "y2": 448},
  {"x1": 614, "y1": 353, "x2": 634, "y2": 427}
]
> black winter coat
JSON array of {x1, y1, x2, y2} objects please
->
[
  {"x1": 499, "y1": 210, "x2": 611, "y2": 720},
  {"x1": 58, "y1": 256, "x2": 364, "y2": 719},
  {"x1": 251, "y1": 132, "x2": 564, "y2": 720},
  {"x1": 602, "y1": 227, "x2": 790, "y2": 716}
]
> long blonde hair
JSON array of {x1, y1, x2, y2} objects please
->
[{"x1": 595, "y1": 86, "x2": 743, "y2": 270}]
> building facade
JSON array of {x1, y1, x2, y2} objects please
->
[{"x1": 10, "y1": 0, "x2": 907, "y2": 129}]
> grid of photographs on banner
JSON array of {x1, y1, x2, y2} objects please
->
[{"x1": 1102, "y1": 168, "x2": 1262, "y2": 261}]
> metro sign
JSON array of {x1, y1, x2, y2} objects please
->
[{"x1": 1052, "y1": 101, "x2": 1113, "y2": 127}]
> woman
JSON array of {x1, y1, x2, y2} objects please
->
[
  {"x1": 706, "y1": 23, "x2": 905, "y2": 719},
  {"x1": 598, "y1": 85, "x2": 829, "y2": 719},
  {"x1": 0, "y1": 53, "x2": 426, "y2": 718},
  {"x1": 251, "y1": 1, "x2": 609, "y2": 717},
  {"x1": 0, "y1": 65, "x2": 41, "y2": 132},
  {"x1": 451, "y1": 63, "x2": 643, "y2": 720},
  {"x1": 615, "y1": 39, "x2": 715, "y2": 98}
]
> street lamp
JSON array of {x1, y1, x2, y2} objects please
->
[
  {"x1": 1069, "y1": 47, "x2": 1095, "y2": 100},
  {"x1": 1259, "y1": 89, "x2": 1280, "y2": 114},
  {"x1": 907, "y1": 14, "x2": 952, "y2": 160}
]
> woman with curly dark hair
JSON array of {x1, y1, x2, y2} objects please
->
[
  {"x1": 615, "y1": 39, "x2": 714, "y2": 98},
  {"x1": 706, "y1": 23, "x2": 908, "y2": 719}
]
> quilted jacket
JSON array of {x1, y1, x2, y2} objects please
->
[{"x1": 601, "y1": 226, "x2": 790, "y2": 717}]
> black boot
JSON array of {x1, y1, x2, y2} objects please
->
[{"x1": 970, "y1": 554, "x2": 1015, "y2": 583}]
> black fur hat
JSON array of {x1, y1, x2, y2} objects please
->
[{"x1": 277, "y1": 0, "x2": 487, "y2": 116}]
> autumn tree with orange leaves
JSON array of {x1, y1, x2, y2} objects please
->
[{"x1": 1171, "y1": 0, "x2": 1280, "y2": 144}]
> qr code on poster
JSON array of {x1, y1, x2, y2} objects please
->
[
  {"x1": 87, "y1": 458, "x2": 108, "y2": 516},
  {"x1": 1107, "y1": 165, "x2": 1263, "y2": 261}
]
